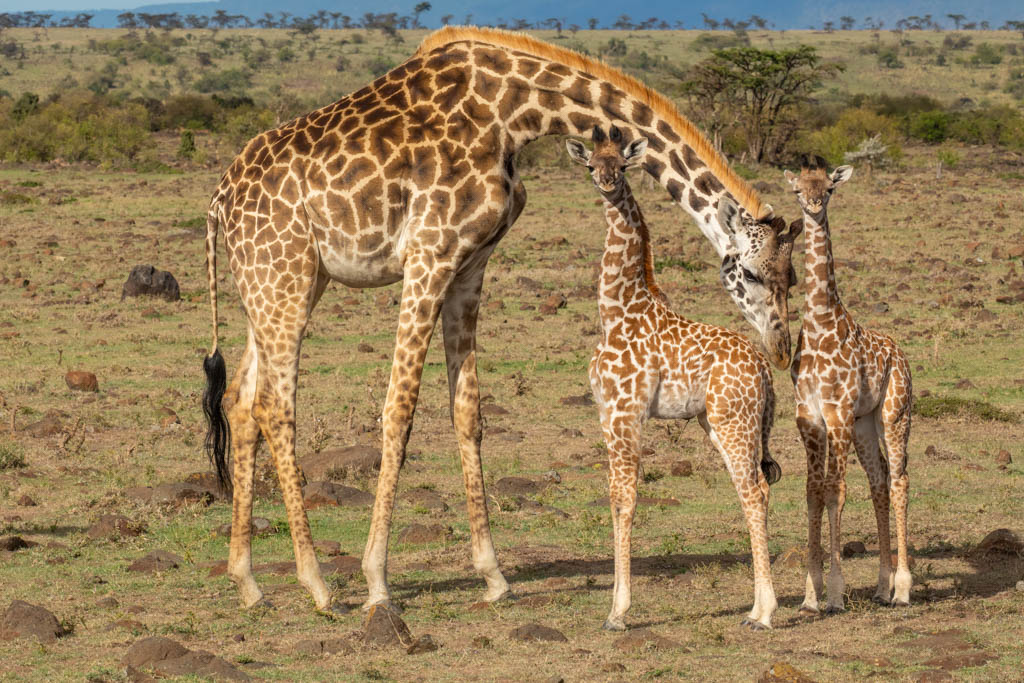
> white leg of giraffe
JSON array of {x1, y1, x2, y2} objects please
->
[
  {"x1": 703, "y1": 415, "x2": 777, "y2": 629},
  {"x1": 224, "y1": 331, "x2": 264, "y2": 608},
  {"x1": 796, "y1": 407, "x2": 827, "y2": 615},
  {"x1": 363, "y1": 257, "x2": 455, "y2": 610},
  {"x1": 602, "y1": 404, "x2": 642, "y2": 631},
  {"x1": 822, "y1": 406, "x2": 853, "y2": 613},
  {"x1": 441, "y1": 262, "x2": 511, "y2": 602},
  {"x1": 853, "y1": 414, "x2": 893, "y2": 603}
]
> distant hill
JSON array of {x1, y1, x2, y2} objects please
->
[{"x1": 29, "y1": 0, "x2": 1024, "y2": 30}]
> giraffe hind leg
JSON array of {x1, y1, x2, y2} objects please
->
[
  {"x1": 853, "y1": 414, "x2": 893, "y2": 604},
  {"x1": 880, "y1": 356, "x2": 913, "y2": 606}
]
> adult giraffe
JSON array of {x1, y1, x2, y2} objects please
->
[{"x1": 202, "y1": 26, "x2": 790, "y2": 613}]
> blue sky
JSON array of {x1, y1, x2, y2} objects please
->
[{"x1": 0, "y1": 0, "x2": 206, "y2": 9}]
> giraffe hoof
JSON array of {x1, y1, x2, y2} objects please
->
[
  {"x1": 871, "y1": 595, "x2": 890, "y2": 606},
  {"x1": 796, "y1": 606, "x2": 820, "y2": 618},
  {"x1": 890, "y1": 599, "x2": 910, "y2": 608},
  {"x1": 318, "y1": 602, "x2": 351, "y2": 618},
  {"x1": 741, "y1": 618, "x2": 770, "y2": 631},
  {"x1": 602, "y1": 619, "x2": 626, "y2": 632},
  {"x1": 823, "y1": 604, "x2": 845, "y2": 615},
  {"x1": 486, "y1": 590, "x2": 517, "y2": 604},
  {"x1": 247, "y1": 598, "x2": 275, "y2": 612}
]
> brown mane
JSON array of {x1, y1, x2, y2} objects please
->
[{"x1": 417, "y1": 26, "x2": 768, "y2": 221}]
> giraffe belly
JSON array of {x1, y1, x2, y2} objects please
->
[
  {"x1": 316, "y1": 235, "x2": 405, "y2": 288},
  {"x1": 649, "y1": 381, "x2": 704, "y2": 420}
]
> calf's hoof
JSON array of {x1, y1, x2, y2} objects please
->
[
  {"x1": 602, "y1": 619, "x2": 626, "y2": 632},
  {"x1": 741, "y1": 618, "x2": 770, "y2": 631}
]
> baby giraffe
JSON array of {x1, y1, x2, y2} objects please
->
[
  {"x1": 567, "y1": 126, "x2": 799, "y2": 631},
  {"x1": 785, "y1": 155, "x2": 912, "y2": 614}
]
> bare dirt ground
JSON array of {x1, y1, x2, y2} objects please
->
[{"x1": 0, "y1": 140, "x2": 1022, "y2": 681}]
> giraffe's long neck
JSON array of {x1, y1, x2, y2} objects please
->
[
  {"x1": 597, "y1": 180, "x2": 661, "y2": 329},
  {"x1": 417, "y1": 36, "x2": 768, "y2": 259},
  {"x1": 800, "y1": 207, "x2": 848, "y2": 334}
]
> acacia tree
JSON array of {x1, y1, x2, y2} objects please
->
[{"x1": 683, "y1": 45, "x2": 844, "y2": 163}]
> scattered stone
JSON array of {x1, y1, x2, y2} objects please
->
[
  {"x1": 313, "y1": 539, "x2": 342, "y2": 556},
  {"x1": 509, "y1": 623, "x2": 567, "y2": 643},
  {"x1": 363, "y1": 604, "x2": 413, "y2": 647},
  {"x1": 15, "y1": 494, "x2": 36, "y2": 507},
  {"x1": 293, "y1": 637, "x2": 355, "y2": 656},
  {"x1": 588, "y1": 496, "x2": 680, "y2": 508},
  {"x1": 842, "y1": 541, "x2": 867, "y2": 558},
  {"x1": 613, "y1": 628, "x2": 683, "y2": 652},
  {"x1": 515, "y1": 497, "x2": 569, "y2": 518},
  {"x1": 400, "y1": 488, "x2": 448, "y2": 512},
  {"x1": 560, "y1": 428, "x2": 583, "y2": 438},
  {"x1": 406, "y1": 634, "x2": 439, "y2": 655},
  {"x1": 96, "y1": 597, "x2": 119, "y2": 609},
  {"x1": 1016, "y1": 580, "x2": 1024, "y2": 592},
  {"x1": 109, "y1": 618, "x2": 146, "y2": 632},
  {"x1": 540, "y1": 293, "x2": 567, "y2": 314},
  {"x1": 374, "y1": 292, "x2": 398, "y2": 307},
  {"x1": 515, "y1": 276, "x2": 543, "y2": 291},
  {"x1": 300, "y1": 445, "x2": 382, "y2": 480},
  {"x1": 601, "y1": 662, "x2": 626, "y2": 673},
  {"x1": 323, "y1": 555, "x2": 362, "y2": 575},
  {"x1": 65, "y1": 370, "x2": 99, "y2": 392},
  {"x1": 396, "y1": 523, "x2": 452, "y2": 544},
  {"x1": 121, "y1": 265, "x2": 180, "y2": 302},
  {"x1": 357, "y1": 342, "x2": 374, "y2": 353},
  {"x1": 916, "y1": 671, "x2": 954, "y2": 682},
  {"x1": 757, "y1": 662, "x2": 817, "y2": 682},
  {"x1": 88, "y1": 514, "x2": 146, "y2": 539},
  {"x1": 670, "y1": 460, "x2": 694, "y2": 477},
  {"x1": 0, "y1": 600, "x2": 68, "y2": 643},
  {"x1": 471, "y1": 635, "x2": 492, "y2": 648},
  {"x1": 954, "y1": 378, "x2": 975, "y2": 390},
  {"x1": 22, "y1": 411, "x2": 63, "y2": 437},
  {"x1": 123, "y1": 486, "x2": 155, "y2": 504},
  {"x1": 871, "y1": 302, "x2": 889, "y2": 314},
  {"x1": 973, "y1": 529, "x2": 1022, "y2": 556},
  {"x1": 481, "y1": 403, "x2": 510, "y2": 416},
  {"x1": 127, "y1": 550, "x2": 183, "y2": 573},
  {"x1": 543, "y1": 470, "x2": 561, "y2": 484},
  {"x1": 774, "y1": 546, "x2": 805, "y2": 570},
  {"x1": 491, "y1": 477, "x2": 546, "y2": 496},
  {"x1": 559, "y1": 394, "x2": 594, "y2": 406},
  {"x1": 302, "y1": 481, "x2": 374, "y2": 509},
  {"x1": 150, "y1": 482, "x2": 214, "y2": 507},
  {"x1": 216, "y1": 517, "x2": 274, "y2": 538},
  {"x1": 0, "y1": 536, "x2": 36, "y2": 551},
  {"x1": 995, "y1": 450, "x2": 1012, "y2": 466},
  {"x1": 922, "y1": 651, "x2": 994, "y2": 671}
]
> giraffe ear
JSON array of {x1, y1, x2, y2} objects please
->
[
  {"x1": 717, "y1": 196, "x2": 741, "y2": 235},
  {"x1": 565, "y1": 139, "x2": 591, "y2": 166},
  {"x1": 830, "y1": 165, "x2": 853, "y2": 187},
  {"x1": 783, "y1": 169, "x2": 799, "y2": 190},
  {"x1": 623, "y1": 137, "x2": 648, "y2": 168}
]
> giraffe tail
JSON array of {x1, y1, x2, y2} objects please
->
[
  {"x1": 759, "y1": 373, "x2": 782, "y2": 486},
  {"x1": 202, "y1": 197, "x2": 232, "y2": 493}
]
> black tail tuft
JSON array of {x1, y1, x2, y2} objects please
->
[
  {"x1": 203, "y1": 349, "x2": 232, "y2": 493},
  {"x1": 761, "y1": 457, "x2": 782, "y2": 486}
]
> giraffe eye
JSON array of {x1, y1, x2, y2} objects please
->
[
  {"x1": 586, "y1": 165, "x2": 594, "y2": 172},
  {"x1": 742, "y1": 268, "x2": 761, "y2": 284}
]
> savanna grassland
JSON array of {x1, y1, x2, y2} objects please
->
[{"x1": 1, "y1": 26, "x2": 1024, "y2": 682}]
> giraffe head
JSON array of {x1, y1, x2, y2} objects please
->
[
  {"x1": 565, "y1": 125, "x2": 648, "y2": 193},
  {"x1": 783, "y1": 154, "x2": 853, "y2": 217},
  {"x1": 718, "y1": 198, "x2": 801, "y2": 370}
]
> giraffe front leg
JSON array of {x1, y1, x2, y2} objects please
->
[
  {"x1": 602, "y1": 408, "x2": 642, "y2": 632},
  {"x1": 822, "y1": 407, "x2": 853, "y2": 614},
  {"x1": 362, "y1": 261, "x2": 454, "y2": 610},
  {"x1": 441, "y1": 267, "x2": 510, "y2": 603},
  {"x1": 796, "y1": 409, "x2": 826, "y2": 616},
  {"x1": 881, "y1": 360, "x2": 913, "y2": 607}
]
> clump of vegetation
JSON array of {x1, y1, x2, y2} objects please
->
[
  {"x1": 192, "y1": 68, "x2": 253, "y2": 95},
  {"x1": 0, "y1": 442, "x2": 27, "y2": 470},
  {"x1": 914, "y1": 395, "x2": 1018, "y2": 423}
]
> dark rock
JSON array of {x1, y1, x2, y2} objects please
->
[
  {"x1": 559, "y1": 394, "x2": 594, "y2": 406},
  {"x1": 154, "y1": 649, "x2": 250, "y2": 681},
  {"x1": 121, "y1": 265, "x2": 180, "y2": 302},
  {"x1": 471, "y1": 635, "x2": 492, "y2": 648},
  {"x1": 323, "y1": 555, "x2": 362, "y2": 575},
  {"x1": 773, "y1": 546, "x2": 805, "y2": 570},
  {"x1": 216, "y1": 517, "x2": 274, "y2": 538},
  {"x1": 670, "y1": 460, "x2": 693, "y2": 477},
  {"x1": 515, "y1": 276, "x2": 544, "y2": 291},
  {"x1": 588, "y1": 496, "x2": 680, "y2": 507},
  {"x1": 406, "y1": 634, "x2": 439, "y2": 655},
  {"x1": 1, "y1": 600, "x2": 68, "y2": 643},
  {"x1": 871, "y1": 302, "x2": 889, "y2": 314},
  {"x1": 560, "y1": 428, "x2": 584, "y2": 438},
  {"x1": 954, "y1": 378, "x2": 975, "y2": 390},
  {"x1": 480, "y1": 403, "x2": 510, "y2": 416},
  {"x1": 396, "y1": 523, "x2": 452, "y2": 544},
  {"x1": 150, "y1": 482, "x2": 214, "y2": 507},
  {"x1": 363, "y1": 604, "x2": 413, "y2": 647},
  {"x1": 509, "y1": 623, "x2": 568, "y2": 643},
  {"x1": 124, "y1": 637, "x2": 190, "y2": 666},
  {"x1": 182, "y1": 471, "x2": 228, "y2": 499},
  {"x1": 127, "y1": 550, "x2": 183, "y2": 573},
  {"x1": 492, "y1": 476, "x2": 546, "y2": 496},
  {"x1": 0, "y1": 536, "x2": 35, "y2": 551},
  {"x1": 313, "y1": 539, "x2": 342, "y2": 556},
  {"x1": 15, "y1": 494, "x2": 36, "y2": 507},
  {"x1": 614, "y1": 628, "x2": 683, "y2": 651},
  {"x1": 995, "y1": 450, "x2": 1012, "y2": 466},
  {"x1": 973, "y1": 529, "x2": 1022, "y2": 556},
  {"x1": 602, "y1": 662, "x2": 627, "y2": 673},
  {"x1": 299, "y1": 445, "x2": 382, "y2": 481},
  {"x1": 123, "y1": 486, "x2": 155, "y2": 503},
  {"x1": 65, "y1": 370, "x2": 99, "y2": 392},
  {"x1": 96, "y1": 597, "x2": 119, "y2": 609},
  {"x1": 302, "y1": 481, "x2": 374, "y2": 509},
  {"x1": 515, "y1": 496, "x2": 569, "y2": 518},
  {"x1": 842, "y1": 541, "x2": 867, "y2": 558},
  {"x1": 357, "y1": 342, "x2": 374, "y2": 352},
  {"x1": 400, "y1": 488, "x2": 448, "y2": 512},
  {"x1": 88, "y1": 514, "x2": 146, "y2": 539},
  {"x1": 540, "y1": 293, "x2": 567, "y2": 314}
]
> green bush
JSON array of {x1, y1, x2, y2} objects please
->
[
  {"x1": 363, "y1": 56, "x2": 395, "y2": 78},
  {"x1": 971, "y1": 43, "x2": 1002, "y2": 66},
  {"x1": 162, "y1": 94, "x2": 220, "y2": 129},
  {"x1": 193, "y1": 68, "x2": 253, "y2": 95},
  {"x1": 877, "y1": 48, "x2": 903, "y2": 69},
  {"x1": 1005, "y1": 68, "x2": 1024, "y2": 100},
  {"x1": 908, "y1": 110, "x2": 950, "y2": 143},
  {"x1": 947, "y1": 106, "x2": 1024, "y2": 148},
  {"x1": 802, "y1": 107, "x2": 902, "y2": 166}
]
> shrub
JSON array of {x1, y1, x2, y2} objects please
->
[
  {"x1": 877, "y1": 48, "x2": 903, "y2": 69},
  {"x1": 947, "y1": 106, "x2": 1024, "y2": 148},
  {"x1": 908, "y1": 110, "x2": 950, "y2": 143},
  {"x1": 161, "y1": 94, "x2": 220, "y2": 129},
  {"x1": 942, "y1": 33, "x2": 972, "y2": 50},
  {"x1": 178, "y1": 129, "x2": 196, "y2": 159},
  {"x1": 691, "y1": 32, "x2": 748, "y2": 51},
  {"x1": 802, "y1": 107, "x2": 902, "y2": 166},
  {"x1": 363, "y1": 56, "x2": 395, "y2": 78},
  {"x1": 193, "y1": 68, "x2": 253, "y2": 95},
  {"x1": 1005, "y1": 68, "x2": 1024, "y2": 100},
  {"x1": 971, "y1": 43, "x2": 1002, "y2": 66},
  {"x1": 12, "y1": 91, "x2": 39, "y2": 121},
  {"x1": 0, "y1": 443, "x2": 27, "y2": 470}
]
